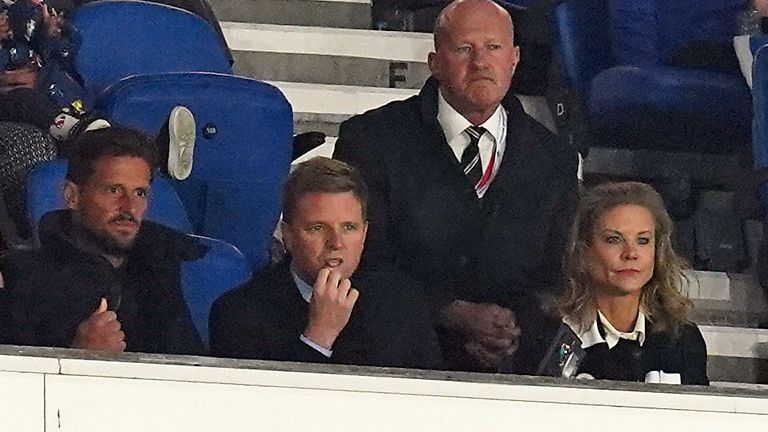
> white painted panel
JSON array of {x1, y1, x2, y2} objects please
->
[
  {"x1": 43, "y1": 372, "x2": 768, "y2": 432},
  {"x1": 0, "y1": 371, "x2": 44, "y2": 432},
  {"x1": 0, "y1": 352, "x2": 60, "y2": 373},
  {"x1": 51, "y1": 356, "x2": 768, "y2": 414}
]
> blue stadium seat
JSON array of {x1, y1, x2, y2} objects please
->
[
  {"x1": 68, "y1": 0, "x2": 232, "y2": 97},
  {"x1": 25, "y1": 158, "x2": 251, "y2": 347},
  {"x1": 182, "y1": 235, "x2": 251, "y2": 346},
  {"x1": 554, "y1": 0, "x2": 751, "y2": 153},
  {"x1": 26, "y1": 159, "x2": 193, "y2": 236},
  {"x1": 752, "y1": 45, "x2": 768, "y2": 173},
  {"x1": 96, "y1": 72, "x2": 294, "y2": 271}
]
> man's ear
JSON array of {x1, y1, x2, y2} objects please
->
[
  {"x1": 427, "y1": 51, "x2": 440, "y2": 78},
  {"x1": 510, "y1": 45, "x2": 521, "y2": 70},
  {"x1": 62, "y1": 181, "x2": 80, "y2": 210},
  {"x1": 280, "y1": 220, "x2": 295, "y2": 255}
]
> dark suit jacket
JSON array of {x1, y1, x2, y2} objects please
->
[
  {"x1": 209, "y1": 262, "x2": 444, "y2": 369},
  {"x1": 578, "y1": 320, "x2": 709, "y2": 385},
  {"x1": 334, "y1": 77, "x2": 578, "y2": 312}
]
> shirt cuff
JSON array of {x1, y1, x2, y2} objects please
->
[{"x1": 299, "y1": 334, "x2": 333, "y2": 358}]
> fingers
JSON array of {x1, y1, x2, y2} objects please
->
[
  {"x1": 326, "y1": 269, "x2": 343, "y2": 298},
  {"x1": 71, "y1": 298, "x2": 125, "y2": 352},
  {"x1": 465, "y1": 341, "x2": 507, "y2": 369},
  {"x1": 488, "y1": 304, "x2": 515, "y2": 328},
  {"x1": 313, "y1": 267, "x2": 332, "y2": 294},
  {"x1": 96, "y1": 298, "x2": 108, "y2": 314},
  {"x1": 91, "y1": 310, "x2": 120, "y2": 329},
  {"x1": 478, "y1": 335, "x2": 513, "y2": 351},
  {"x1": 335, "y1": 277, "x2": 359, "y2": 307},
  {"x1": 460, "y1": 303, "x2": 523, "y2": 368},
  {"x1": 304, "y1": 269, "x2": 358, "y2": 350},
  {"x1": 505, "y1": 334, "x2": 521, "y2": 357},
  {"x1": 493, "y1": 320, "x2": 521, "y2": 341},
  {"x1": 346, "y1": 287, "x2": 360, "y2": 306},
  {"x1": 465, "y1": 304, "x2": 519, "y2": 341},
  {"x1": 315, "y1": 269, "x2": 357, "y2": 304}
]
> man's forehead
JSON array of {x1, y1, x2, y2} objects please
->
[
  {"x1": 435, "y1": 0, "x2": 513, "y2": 44},
  {"x1": 86, "y1": 156, "x2": 151, "y2": 184},
  {"x1": 294, "y1": 191, "x2": 364, "y2": 216}
]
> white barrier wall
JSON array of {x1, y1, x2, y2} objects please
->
[{"x1": 1, "y1": 346, "x2": 767, "y2": 432}]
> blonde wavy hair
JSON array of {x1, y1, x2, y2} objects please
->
[{"x1": 559, "y1": 182, "x2": 693, "y2": 334}]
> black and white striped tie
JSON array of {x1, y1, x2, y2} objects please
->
[{"x1": 461, "y1": 126, "x2": 486, "y2": 186}]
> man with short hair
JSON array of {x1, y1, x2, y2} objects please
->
[
  {"x1": 210, "y1": 157, "x2": 443, "y2": 369},
  {"x1": 1, "y1": 126, "x2": 204, "y2": 354},
  {"x1": 334, "y1": 0, "x2": 578, "y2": 372}
]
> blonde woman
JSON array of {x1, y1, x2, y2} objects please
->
[{"x1": 560, "y1": 182, "x2": 708, "y2": 385}]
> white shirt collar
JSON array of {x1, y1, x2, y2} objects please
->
[
  {"x1": 565, "y1": 310, "x2": 647, "y2": 349},
  {"x1": 289, "y1": 263, "x2": 313, "y2": 303},
  {"x1": 437, "y1": 90, "x2": 506, "y2": 161}
]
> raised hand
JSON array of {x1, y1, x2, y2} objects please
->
[
  {"x1": 303, "y1": 268, "x2": 359, "y2": 350},
  {"x1": 70, "y1": 298, "x2": 126, "y2": 353}
]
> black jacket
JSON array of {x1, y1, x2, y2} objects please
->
[
  {"x1": 0, "y1": 210, "x2": 205, "y2": 355},
  {"x1": 210, "y1": 261, "x2": 445, "y2": 370},
  {"x1": 577, "y1": 320, "x2": 709, "y2": 386},
  {"x1": 334, "y1": 77, "x2": 578, "y2": 312}
]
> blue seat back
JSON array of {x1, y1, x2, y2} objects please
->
[
  {"x1": 608, "y1": 0, "x2": 661, "y2": 66},
  {"x1": 26, "y1": 159, "x2": 193, "y2": 236},
  {"x1": 657, "y1": 0, "x2": 745, "y2": 63},
  {"x1": 69, "y1": 0, "x2": 231, "y2": 96},
  {"x1": 96, "y1": 72, "x2": 293, "y2": 270},
  {"x1": 555, "y1": 0, "x2": 745, "y2": 91},
  {"x1": 553, "y1": 0, "x2": 614, "y2": 93},
  {"x1": 753, "y1": 45, "x2": 768, "y2": 225},
  {"x1": 182, "y1": 235, "x2": 251, "y2": 347},
  {"x1": 753, "y1": 45, "x2": 768, "y2": 168}
]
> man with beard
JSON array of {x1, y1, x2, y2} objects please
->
[{"x1": 0, "y1": 126, "x2": 204, "y2": 354}]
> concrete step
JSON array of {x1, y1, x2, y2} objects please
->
[
  {"x1": 210, "y1": 0, "x2": 371, "y2": 29},
  {"x1": 271, "y1": 80, "x2": 415, "y2": 135},
  {"x1": 693, "y1": 270, "x2": 768, "y2": 326},
  {"x1": 270, "y1": 80, "x2": 557, "y2": 135},
  {"x1": 582, "y1": 147, "x2": 742, "y2": 188},
  {"x1": 225, "y1": 22, "x2": 432, "y2": 89},
  {"x1": 703, "y1": 325, "x2": 768, "y2": 383}
]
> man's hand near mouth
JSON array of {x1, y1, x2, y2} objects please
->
[{"x1": 303, "y1": 267, "x2": 359, "y2": 350}]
